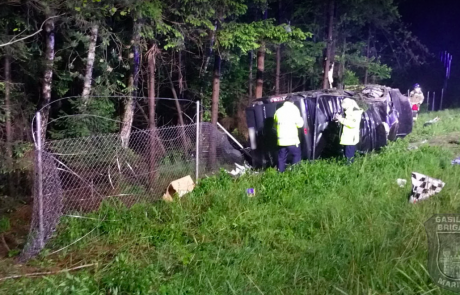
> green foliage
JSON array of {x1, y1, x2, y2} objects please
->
[
  {"x1": 343, "y1": 69, "x2": 359, "y2": 86},
  {"x1": 49, "y1": 98, "x2": 118, "y2": 139},
  {"x1": 217, "y1": 19, "x2": 309, "y2": 55},
  {"x1": 368, "y1": 60, "x2": 392, "y2": 80},
  {"x1": 0, "y1": 217, "x2": 10, "y2": 234}
]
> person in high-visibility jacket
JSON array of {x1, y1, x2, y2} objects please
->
[
  {"x1": 333, "y1": 98, "x2": 363, "y2": 164},
  {"x1": 409, "y1": 83, "x2": 424, "y2": 121},
  {"x1": 274, "y1": 97, "x2": 304, "y2": 172}
]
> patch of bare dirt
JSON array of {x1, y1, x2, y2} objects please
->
[
  {"x1": 428, "y1": 132, "x2": 460, "y2": 154},
  {"x1": 0, "y1": 204, "x2": 32, "y2": 259}
]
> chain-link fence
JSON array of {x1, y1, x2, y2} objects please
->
[{"x1": 19, "y1": 120, "x2": 244, "y2": 261}]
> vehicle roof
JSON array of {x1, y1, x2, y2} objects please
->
[{"x1": 250, "y1": 84, "x2": 397, "y2": 106}]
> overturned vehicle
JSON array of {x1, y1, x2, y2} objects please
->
[{"x1": 245, "y1": 85, "x2": 413, "y2": 168}]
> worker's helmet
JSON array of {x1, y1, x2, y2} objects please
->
[
  {"x1": 414, "y1": 83, "x2": 420, "y2": 89},
  {"x1": 341, "y1": 98, "x2": 358, "y2": 111}
]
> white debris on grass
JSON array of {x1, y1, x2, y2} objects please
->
[
  {"x1": 408, "y1": 140, "x2": 428, "y2": 151},
  {"x1": 423, "y1": 117, "x2": 440, "y2": 127},
  {"x1": 396, "y1": 179, "x2": 407, "y2": 187},
  {"x1": 226, "y1": 162, "x2": 255, "y2": 176}
]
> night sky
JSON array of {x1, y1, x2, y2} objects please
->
[
  {"x1": 400, "y1": 0, "x2": 459, "y2": 53},
  {"x1": 399, "y1": 0, "x2": 459, "y2": 106}
]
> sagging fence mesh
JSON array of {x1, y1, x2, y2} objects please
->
[{"x1": 19, "y1": 122, "x2": 244, "y2": 261}]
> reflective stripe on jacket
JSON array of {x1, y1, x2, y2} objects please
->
[
  {"x1": 338, "y1": 108, "x2": 363, "y2": 145},
  {"x1": 274, "y1": 101, "x2": 304, "y2": 146}
]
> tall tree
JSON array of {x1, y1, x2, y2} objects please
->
[
  {"x1": 255, "y1": 9, "x2": 267, "y2": 98},
  {"x1": 275, "y1": 0, "x2": 282, "y2": 94},
  {"x1": 40, "y1": 15, "x2": 56, "y2": 140},
  {"x1": 322, "y1": 0, "x2": 334, "y2": 89},
  {"x1": 120, "y1": 20, "x2": 141, "y2": 148},
  {"x1": 4, "y1": 49, "x2": 13, "y2": 195},
  {"x1": 81, "y1": 24, "x2": 98, "y2": 102}
]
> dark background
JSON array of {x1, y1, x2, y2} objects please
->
[{"x1": 399, "y1": 0, "x2": 459, "y2": 108}]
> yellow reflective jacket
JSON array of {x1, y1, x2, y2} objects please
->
[
  {"x1": 338, "y1": 108, "x2": 363, "y2": 145},
  {"x1": 274, "y1": 101, "x2": 304, "y2": 146}
]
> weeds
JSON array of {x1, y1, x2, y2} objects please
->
[{"x1": 2, "y1": 110, "x2": 460, "y2": 294}]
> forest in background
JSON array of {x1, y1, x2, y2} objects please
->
[{"x1": 0, "y1": 0, "x2": 436, "y2": 199}]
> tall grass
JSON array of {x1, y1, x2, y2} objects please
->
[{"x1": 2, "y1": 110, "x2": 460, "y2": 294}]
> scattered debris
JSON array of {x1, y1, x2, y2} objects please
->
[
  {"x1": 246, "y1": 188, "x2": 256, "y2": 197},
  {"x1": 361, "y1": 86, "x2": 384, "y2": 98},
  {"x1": 163, "y1": 175, "x2": 195, "y2": 202},
  {"x1": 452, "y1": 156, "x2": 460, "y2": 165},
  {"x1": 226, "y1": 162, "x2": 253, "y2": 176},
  {"x1": 409, "y1": 172, "x2": 445, "y2": 204},
  {"x1": 396, "y1": 179, "x2": 407, "y2": 187},
  {"x1": 408, "y1": 140, "x2": 428, "y2": 150},
  {"x1": 423, "y1": 117, "x2": 440, "y2": 127}
]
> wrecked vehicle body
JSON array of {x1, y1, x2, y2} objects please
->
[{"x1": 245, "y1": 85, "x2": 413, "y2": 169}]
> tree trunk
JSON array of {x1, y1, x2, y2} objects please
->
[
  {"x1": 255, "y1": 42, "x2": 265, "y2": 98},
  {"x1": 201, "y1": 22, "x2": 217, "y2": 77},
  {"x1": 364, "y1": 26, "x2": 371, "y2": 85},
  {"x1": 248, "y1": 51, "x2": 253, "y2": 100},
  {"x1": 40, "y1": 18, "x2": 55, "y2": 141},
  {"x1": 82, "y1": 24, "x2": 99, "y2": 104},
  {"x1": 208, "y1": 53, "x2": 221, "y2": 170},
  {"x1": 147, "y1": 44, "x2": 164, "y2": 187},
  {"x1": 338, "y1": 37, "x2": 346, "y2": 89},
  {"x1": 322, "y1": 0, "x2": 334, "y2": 89},
  {"x1": 275, "y1": 0, "x2": 282, "y2": 95},
  {"x1": 120, "y1": 22, "x2": 141, "y2": 148},
  {"x1": 178, "y1": 50, "x2": 184, "y2": 98},
  {"x1": 167, "y1": 70, "x2": 185, "y2": 126},
  {"x1": 4, "y1": 53, "x2": 13, "y2": 196},
  {"x1": 167, "y1": 65, "x2": 190, "y2": 151},
  {"x1": 148, "y1": 47, "x2": 157, "y2": 132},
  {"x1": 275, "y1": 45, "x2": 281, "y2": 95},
  {"x1": 120, "y1": 75, "x2": 135, "y2": 148}
]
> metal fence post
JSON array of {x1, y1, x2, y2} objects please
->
[
  {"x1": 36, "y1": 112, "x2": 45, "y2": 249},
  {"x1": 432, "y1": 92, "x2": 435, "y2": 111},
  {"x1": 427, "y1": 91, "x2": 430, "y2": 112},
  {"x1": 195, "y1": 100, "x2": 200, "y2": 182},
  {"x1": 440, "y1": 88, "x2": 444, "y2": 110}
]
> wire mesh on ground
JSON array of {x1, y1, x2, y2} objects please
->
[{"x1": 19, "y1": 122, "x2": 244, "y2": 261}]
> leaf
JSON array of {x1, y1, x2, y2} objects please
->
[{"x1": 75, "y1": 7, "x2": 81, "y2": 12}]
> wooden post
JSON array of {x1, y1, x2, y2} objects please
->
[
  {"x1": 426, "y1": 91, "x2": 430, "y2": 112},
  {"x1": 440, "y1": 88, "x2": 444, "y2": 110}
]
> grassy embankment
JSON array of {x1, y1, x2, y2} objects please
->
[{"x1": 1, "y1": 110, "x2": 460, "y2": 294}]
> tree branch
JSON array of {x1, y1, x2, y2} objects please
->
[{"x1": 0, "y1": 15, "x2": 61, "y2": 48}]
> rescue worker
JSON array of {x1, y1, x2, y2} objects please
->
[
  {"x1": 274, "y1": 97, "x2": 304, "y2": 172},
  {"x1": 333, "y1": 98, "x2": 363, "y2": 164},
  {"x1": 409, "y1": 83, "x2": 424, "y2": 121}
]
